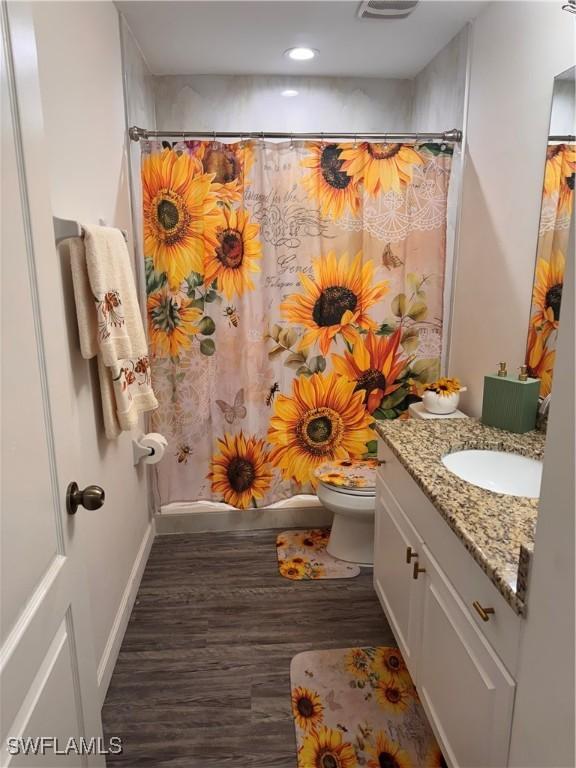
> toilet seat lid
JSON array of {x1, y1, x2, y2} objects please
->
[
  {"x1": 315, "y1": 458, "x2": 378, "y2": 494},
  {"x1": 318, "y1": 481, "x2": 376, "y2": 497}
]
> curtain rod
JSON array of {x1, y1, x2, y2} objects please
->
[
  {"x1": 128, "y1": 126, "x2": 463, "y2": 143},
  {"x1": 549, "y1": 134, "x2": 576, "y2": 141}
]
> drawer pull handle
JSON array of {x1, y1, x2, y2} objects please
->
[
  {"x1": 473, "y1": 601, "x2": 495, "y2": 622},
  {"x1": 413, "y1": 562, "x2": 426, "y2": 580},
  {"x1": 406, "y1": 546, "x2": 418, "y2": 563}
]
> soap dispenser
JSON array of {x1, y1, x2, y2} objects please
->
[{"x1": 481, "y1": 363, "x2": 540, "y2": 433}]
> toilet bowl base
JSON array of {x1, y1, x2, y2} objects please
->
[{"x1": 326, "y1": 511, "x2": 374, "y2": 566}]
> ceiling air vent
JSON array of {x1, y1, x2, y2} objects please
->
[{"x1": 358, "y1": 1, "x2": 419, "y2": 19}]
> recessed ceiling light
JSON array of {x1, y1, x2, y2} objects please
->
[
  {"x1": 285, "y1": 47, "x2": 317, "y2": 61},
  {"x1": 281, "y1": 89, "x2": 299, "y2": 98}
]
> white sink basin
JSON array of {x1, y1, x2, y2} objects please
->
[{"x1": 442, "y1": 449, "x2": 543, "y2": 498}]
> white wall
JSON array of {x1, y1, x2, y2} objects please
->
[
  {"x1": 410, "y1": 26, "x2": 470, "y2": 373},
  {"x1": 120, "y1": 13, "x2": 156, "y2": 317},
  {"x1": 410, "y1": 27, "x2": 469, "y2": 133},
  {"x1": 448, "y1": 4, "x2": 575, "y2": 761},
  {"x1": 449, "y1": 1, "x2": 574, "y2": 415},
  {"x1": 153, "y1": 74, "x2": 413, "y2": 133},
  {"x1": 550, "y1": 74, "x2": 576, "y2": 135},
  {"x1": 31, "y1": 0, "x2": 153, "y2": 702}
]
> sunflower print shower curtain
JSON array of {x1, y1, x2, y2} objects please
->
[
  {"x1": 141, "y1": 139, "x2": 452, "y2": 508},
  {"x1": 525, "y1": 143, "x2": 575, "y2": 397}
]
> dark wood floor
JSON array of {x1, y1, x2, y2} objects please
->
[{"x1": 102, "y1": 528, "x2": 394, "y2": 767}]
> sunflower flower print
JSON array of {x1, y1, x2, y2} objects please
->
[
  {"x1": 142, "y1": 147, "x2": 221, "y2": 289},
  {"x1": 345, "y1": 648, "x2": 372, "y2": 682},
  {"x1": 530, "y1": 249, "x2": 564, "y2": 338},
  {"x1": 426, "y1": 743, "x2": 449, "y2": 768},
  {"x1": 371, "y1": 647, "x2": 412, "y2": 688},
  {"x1": 526, "y1": 326, "x2": 556, "y2": 398},
  {"x1": 279, "y1": 558, "x2": 307, "y2": 580},
  {"x1": 196, "y1": 141, "x2": 255, "y2": 204},
  {"x1": 147, "y1": 288, "x2": 202, "y2": 358},
  {"x1": 207, "y1": 431, "x2": 272, "y2": 509},
  {"x1": 203, "y1": 207, "x2": 262, "y2": 300},
  {"x1": 301, "y1": 142, "x2": 360, "y2": 220},
  {"x1": 339, "y1": 141, "x2": 424, "y2": 196},
  {"x1": 544, "y1": 143, "x2": 576, "y2": 209},
  {"x1": 298, "y1": 725, "x2": 356, "y2": 768},
  {"x1": 280, "y1": 250, "x2": 389, "y2": 356},
  {"x1": 331, "y1": 328, "x2": 409, "y2": 414},
  {"x1": 366, "y1": 731, "x2": 412, "y2": 768},
  {"x1": 374, "y1": 678, "x2": 414, "y2": 715},
  {"x1": 267, "y1": 372, "x2": 373, "y2": 486},
  {"x1": 291, "y1": 686, "x2": 324, "y2": 733}
]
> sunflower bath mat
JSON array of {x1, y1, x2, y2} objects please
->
[
  {"x1": 276, "y1": 528, "x2": 360, "y2": 580},
  {"x1": 290, "y1": 646, "x2": 446, "y2": 768}
]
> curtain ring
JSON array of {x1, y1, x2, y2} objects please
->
[
  {"x1": 353, "y1": 134, "x2": 358, "y2": 148},
  {"x1": 290, "y1": 132, "x2": 294, "y2": 149},
  {"x1": 212, "y1": 130, "x2": 217, "y2": 145}
]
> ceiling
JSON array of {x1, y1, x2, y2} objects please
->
[{"x1": 117, "y1": 1, "x2": 487, "y2": 78}]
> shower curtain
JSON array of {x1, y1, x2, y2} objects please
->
[
  {"x1": 525, "y1": 142, "x2": 575, "y2": 397},
  {"x1": 141, "y1": 138, "x2": 452, "y2": 507}
]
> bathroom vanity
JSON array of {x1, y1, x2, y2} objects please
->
[{"x1": 374, "y1": 419, "x2": 545, "y2": 768}]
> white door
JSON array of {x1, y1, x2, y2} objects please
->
[
  {"x1": 417, "y1": 545, "x2": 516, "y2": 768},
  {"x1": 0, "y1": 4, "x2": 104, "y2": 765}
]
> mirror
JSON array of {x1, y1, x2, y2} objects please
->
[{"x1": 525, "y1": 66, "x2": 575, "y2": 403}]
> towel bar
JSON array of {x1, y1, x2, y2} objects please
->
[{"x1": 53, "y1": 216, "x2": 128, "y2": 245}]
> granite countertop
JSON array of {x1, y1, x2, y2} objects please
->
[{"x1": 374, "y1": 418, "x2": 546, "y2": 615}]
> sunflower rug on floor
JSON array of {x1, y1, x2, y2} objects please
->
[
  {"x1": 276, "y1": 529, "x2": 360, "y2": 580},
  {"x1": 290, "y1": 646, "x2": 446, "y2": 768}
]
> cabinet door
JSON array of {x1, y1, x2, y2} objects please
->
[
  {"x1": 417, "y1": 546, "x2": 516, "y2": 768},
  {"x1": 374, "y1": 484, "x2": 423, "y2": 673}
]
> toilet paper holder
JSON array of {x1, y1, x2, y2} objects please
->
[{"x1": 132, "y1": 433, "x2": 168, "y2": 465}]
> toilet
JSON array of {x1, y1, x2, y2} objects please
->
[{"x1": 315, "y1": 459, "x2": 378, "y2": 566}]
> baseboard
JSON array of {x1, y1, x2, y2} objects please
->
[
  {"x1": 96, "y1": 520, "x2": 155, "y2": 704},
  {"x1": 155, "y1": 504, "x2": 333, "y2": 535}
]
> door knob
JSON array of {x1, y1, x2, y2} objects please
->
[
  {"x1": 413, "y1": 561, "x2": 426, "y2": 580},
  {"x1": 66, "y1": 482, "x2": 105, "y2": 515},
  {"x1": 472, "y1": 601, "x2": 495, "y2": 622}
]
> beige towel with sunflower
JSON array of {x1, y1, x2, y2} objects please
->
[{"x1": 69, "y1": 225, "x2": 157, "y2": 439}]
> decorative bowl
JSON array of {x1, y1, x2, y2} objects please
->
[{"x1": 421, "y1": 390, "x2": 461, "y2": 415}]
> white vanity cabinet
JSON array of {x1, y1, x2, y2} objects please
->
[{"x1": 374, "y1": 438, "x2": 521, "y2": 768}]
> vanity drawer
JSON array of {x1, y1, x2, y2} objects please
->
[{"x1": 376, "y1": 438, "x2": 522, "y2": 674}]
